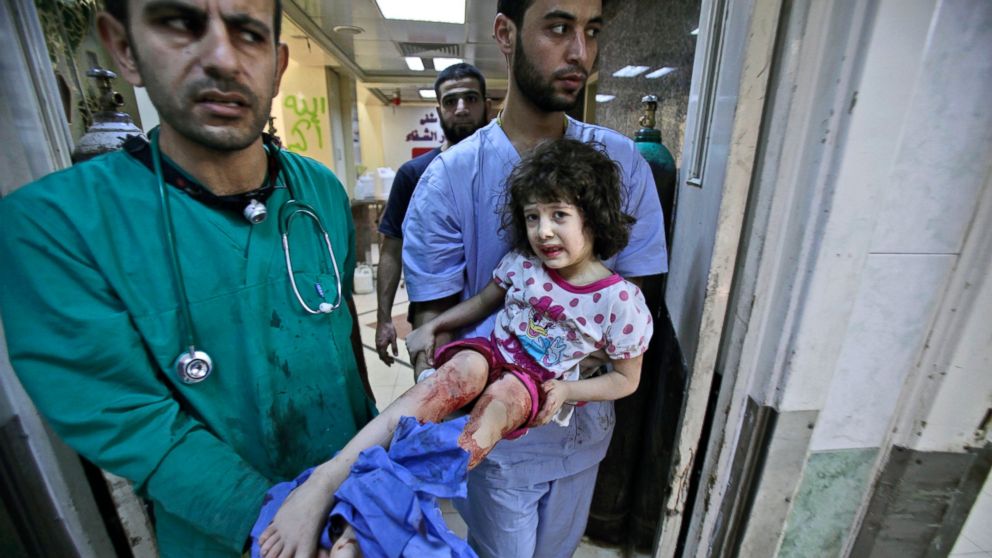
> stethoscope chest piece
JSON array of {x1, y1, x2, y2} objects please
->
[{"x1": 175, "y1": 348, "x2": 213, "y2": 384}]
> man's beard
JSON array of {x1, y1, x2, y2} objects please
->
[
  {"x1": 440, "y1": 113, "x2": 486, "y2": 145},
  {"x1": 512, "y1": 33, "x2": 585, "y2": 112}
]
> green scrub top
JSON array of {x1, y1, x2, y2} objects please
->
[{"x1": 0, "y1": 147, "x2": 376, "y2": 556}]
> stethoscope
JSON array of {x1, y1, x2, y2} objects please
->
[{"x1": 151, "y1": 129, "x2": 343, "y2": 384}]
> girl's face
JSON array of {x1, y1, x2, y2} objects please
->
[{"x1": 523, "y1": 199, "x2": 596, "y2": 278}]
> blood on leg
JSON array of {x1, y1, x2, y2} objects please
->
[
  {"x1": 408, "y1": 349, "x2": 489, "y2": 422},
  {"x1": 458, "y1": 374, "x2": 532, "y2": 468}
]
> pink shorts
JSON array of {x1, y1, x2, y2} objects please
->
[{"x1": 434, "y1": 336, "x2": 553, "y2": 439}]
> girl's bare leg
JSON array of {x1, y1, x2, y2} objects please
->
[
  {"x1": 458, "y1": 374, "x2": 533, "y2": 468},
  {"x1": 260, "y1": 350, "x2": 489, "y2": 558}
]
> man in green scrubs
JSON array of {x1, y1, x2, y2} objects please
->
[{"x1": 0, "y1": 0, "x2": 375, "y2": 555}]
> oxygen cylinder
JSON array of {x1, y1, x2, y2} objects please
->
[{"x1": 71, "y1": 68, "x2": 145, "y2": 163}]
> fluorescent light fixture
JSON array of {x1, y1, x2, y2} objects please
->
[
  {"x1": 645, "y1": 66, "x2": 676, "y2": 79},
  {"x1": 419, "y1": 89, "x2": 437, "y2": 99},
  {"x1": 612, "y1": 65, "x2": 650, "y2": 78},
  {"x1": 375, "y1": 0, "x2": 465, "y2": 24},
  {"x1": 332, "y1": 25, "x2": 364, "y2": 35},
  {"x1": 405, "y1": 57, "x2": 425, "y2": 71},
  {"x1": 595, "y1": 94, "x2": 616, "y2": 103},
  {"x1": 690, "y1": 28, "x2": 699, "y2": 35},
  {"x1": 433, "y1": 57, "x2": 463, "y2": 71}
]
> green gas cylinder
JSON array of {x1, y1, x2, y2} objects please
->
[{"x1": 634, "y1": 94, "x2": 676, "y2": 245}]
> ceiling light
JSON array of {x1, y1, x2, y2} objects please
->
[
  {"x1": 332, "y1": 25, "x2": 364, "y2": 35},
  {"x1": 433, "y1": 58, "x2": 463, "y2": 71},
  {"x1": 419, "y1": 89, "x2": 437, "y2": 99},
  {"x1": 405, "y1": 57, "x2": 425, "y2": 71},
  {"x1": 612, "y1": 65, "x2": 650, "y2": 78},
  {"x1": 645, "y1": 67, "x2": 676, "y2": 79},
  {"x1": 595, "y1": 94, "x2": 616, "y2": 103},
  {"x1": 375, "y1": 0, "x2": 465, "y2": 24},
  {"x1": 690, "y1": 28, "x2": 699, "y2": 35}
]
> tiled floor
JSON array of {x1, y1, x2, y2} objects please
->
[
  {"x1": 950, "y1": 472, "x2": 992, "y2": 557},
  {"x1": 352, "y1": 280, "x2": 622, "y2": 557}
]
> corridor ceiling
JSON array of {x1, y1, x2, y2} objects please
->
[{"x1": 283, "y1": 0, "x2": 509, "y2": 106}]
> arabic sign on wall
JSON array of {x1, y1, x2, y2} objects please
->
[{"x1": 380, "y1": 106, "x2": 445, "y2": 172}]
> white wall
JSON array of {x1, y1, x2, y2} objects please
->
[
  {"x1": 357, "y1": 85, "x2": 385, "y2": 173},
  {"x1": 806, "y1": 0, "x2": 992, "y2": 452},
  {"x1": 683, "y1": 0, "x2": 992, "y2": 553},
  {"x1": 909, "y1": 224, "x2": 992, "y2": 453}
]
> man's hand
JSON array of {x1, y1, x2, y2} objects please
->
[
  {"x1": 405, "y1": 323, "x2": 437, "y2": 368},
  {"x1": 533, "y1": 380, "x2": 571, "y2": 426},
  {"x1": 409, "y1": 294, "x2": 459, "y2": 380},
  {"x1": 374, "y1": 320, "x2": 399, "y2": 365}
]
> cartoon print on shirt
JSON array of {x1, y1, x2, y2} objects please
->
[{"x1": 520, "y1": 295, "x2": 569, "y2": 367}]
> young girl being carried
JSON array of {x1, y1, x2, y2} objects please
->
[{"x1": 259, "y1": 138, "x2": 654, "y2": 558}]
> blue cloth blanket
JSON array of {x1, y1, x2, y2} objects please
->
[{"x1": 250, "y1": 416, "x2": 477, "y2": 558}]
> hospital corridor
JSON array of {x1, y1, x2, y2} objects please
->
[{"x1": 2, "y1": 0, "x2": 991, "y2": 556}]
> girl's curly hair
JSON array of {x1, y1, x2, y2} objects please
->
[{"x1": 501, "y1": 138, "x2": 636, "y2": 260}]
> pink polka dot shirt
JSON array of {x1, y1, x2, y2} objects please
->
[{"x1": 491, "y1": 251, "x2": 653, "y2": 385}]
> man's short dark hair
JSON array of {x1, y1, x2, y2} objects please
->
[
  {"x1": 433, "y1": 63, "x2": 487, "y2": 99},
  {"x1": 103, "y1": 0, "x2": 283, "y2": 42},
  {"x1": 496, "y1": 0, "x2": 536, "y2": 27}
]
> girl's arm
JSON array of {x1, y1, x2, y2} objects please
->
[
  {"x1": 405, "y1": 281, "x2": 506, "y2": 364},
  {"x1": 533, "y1": 354, "x2": 643, "y2": 425}
]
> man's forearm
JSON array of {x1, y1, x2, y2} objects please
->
[
  {"x1": 411, "y1": 293, "x2": 460, "y2": 328},
  {"x1": 376, "y1": 236, "x2": 403, "y2": 323}
]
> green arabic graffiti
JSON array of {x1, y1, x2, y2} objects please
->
[{"x1": 284, "y1": 95, "x2": 327, "y2": 152}]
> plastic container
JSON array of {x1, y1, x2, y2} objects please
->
[
  {"x1": 355, "y1": 173, "x2": 375, "y2": 199},
  {"x1": 376, "y1": 167, "x2": 396, "y2": 199},
  {"x1": 353, "y1": 264, "x2": 374, "y2": 294}
]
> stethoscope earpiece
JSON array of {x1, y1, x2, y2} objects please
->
[{"x1": 243, "y1": 199, "x2": 268, "y2": 224}]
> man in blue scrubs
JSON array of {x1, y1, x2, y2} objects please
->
[
  {"x1": 402, "y1": 0, "x2": 667, "y2": 556},
  {"x1": 0, "y1": 0, "x2": 374, "y2": 556},
  {"x1": 374, "y1": 63, "x2": 490, "y2": 367}
]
